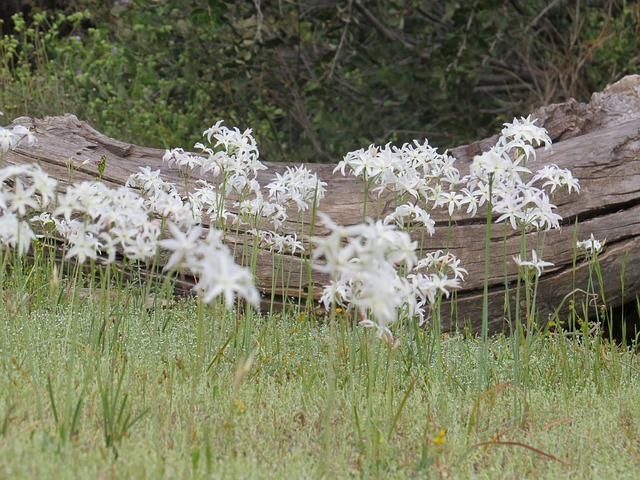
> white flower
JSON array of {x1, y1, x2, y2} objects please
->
[
  {"x1": 531, "y1": 164, "x2": 580, "y2": 194},
  {"x1": 319, "y1": 278, "x2": 352, "y2": 311},
  {"x1": 28, "y1": 164, "x2": 58, "y2": 208},
  {"x1": 251, "y1": 230, "x2": 304, "y2": 254},
  {"x1": 0, "y1": 127, "x2": 17, "y2": 152},
  {"x1": 202, "y1": 120, "x2": 225, "y2": 144},
  {"x1": 153, "y1": 192, "x2": 188, "y2": 221},
  {"x1": 577, "y1": 234, "x2": 604, "y2": 256},
  {"x1": 435, "y1": 190, "x2": 465, "y2": 217},
  {"x1": 66, "y1": 225, "x2": 102, "y2": 264},
  {"x1": 385, "y1": 169, "x2": 424, "y2": 199},
  {"x1": 30, "y1": 211, "x2": 54, "y2": 226},
  {"x1": 513, "y1": 250, "x2": 553, "y2": 277},
  {"x1": 193, "y1": 245, "x2": 260, "y2": 309},
  {"x1": 499, "y1": 115, "x2": 551, "y2": 150},
  {"x1": 10, "y1": 125, "x2": 36, "y2": 147},
  {"x1": 0, "y1": 125, "x2": 36, "y2": 154},
  {"x1": 383, "y1": 202, "x2": 435, "y2": 234},
  {"x1": 459, "y1": 187, "x2": 479, "y2": 216},
  {"x1": 494, "y1": 191, "x2": 525, "y2": 230},
  {"x1": 335, "y1": 144, "x2": 384, "y2": 180},
  {"x1": 470, "y1": 145, "x2": 512, "y2": 181},
  {"x1": 4, "y1": 177, "x2": 39, "y2": 217},
  {"x1": 0, "y1": 213, "x2": 35, "y2": 255},
  {"x1": 409, "y1": 272, "x2": 460, "y2": 309},
  {"x1": 158, "y1": 222, "x2": 203, "y2": 271},
  {"x1": 162, "y1": 148, "x2": 205, "y2": 172},
  {"x1": 414, "y1": 251, "x2": 467, "y2": 281},
  {"x1": 53, "y1": 181, "x2": 108, "y2": 220},
  {"x1": 53, "y1": 194, "x2": 80, "y2": 222},
  {"x1": 127, "y1": 166, "x2": 165, "y2": 192}
]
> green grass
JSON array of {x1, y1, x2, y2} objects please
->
[{"x1": 1, "y1": 265, "x2": 639, "y2": 479}]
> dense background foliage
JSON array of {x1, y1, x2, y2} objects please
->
[{"x1": 1, "y1": 0, "x2": 638, "y2": 162}]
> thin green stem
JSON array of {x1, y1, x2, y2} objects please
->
[{"x1": 480, "y1": 174, "x2": 493, "y2": 390}]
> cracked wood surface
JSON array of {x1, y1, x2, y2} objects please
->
[{"x1": 6, "y1": 75, "x2": 640, "y2": 332}]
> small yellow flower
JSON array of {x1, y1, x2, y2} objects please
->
[
  {"x1": 433, "y1": 428, "x2": 447, "y2": 445},
  {"x1": 233, "y1": 400, "x2": 247, "y2": 414}
]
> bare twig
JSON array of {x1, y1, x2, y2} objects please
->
[
  {"x1": 474, "y1": 440, "x2": 569, "y2": 465},
  {"x1": 327, "y1": 0, "x2": 354, "y2": 79}
]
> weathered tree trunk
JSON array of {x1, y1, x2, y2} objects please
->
[{"x1": 6, "y1": 75, "x2": 640, "y2": 333}]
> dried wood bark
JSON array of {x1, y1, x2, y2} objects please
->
[{"x1": 6, "y1": 75, "x2": 640, "y2": 332}]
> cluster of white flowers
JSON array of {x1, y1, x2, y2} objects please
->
[
  {"x1": 471, "y1": 117, "x2": 579, "y2": 274},
  {"x1": 249, "y1": 229, "x2": 304, "y2": 255},
  {"x1": 334, "y1": 140, "x2": 464, "y2": 221},
  {"x1": 0, "y1": 164, "x2": 52, "y2": 254},
  {"x1": 164, "y1": 120, "x2": 264, "y2": 183},
  {"x1": 0, "y1": 119, "x2": 261, "y2": 310},
  {"x1": 30, "y1": 177, "x2": 261, "y2": 312},
  {"x1": 334, "y1": 116, "x2": 579, "y2": 235},
  {"x1": 0, "y1": 118, "x2": 40, "y2": 255},
  {"x1": 313, "y1": 212, "x2": 468, "y2": 337},
  {"x1": 409, "y1": 250, "x2": 467, "y2": 323},
  {"x1": 322, "y1": 115, "x2": 582, "y2": 337},
  {"x1": 470, "y1": 115, "x2": 579, "y2": 231},
  {"x1": 265, "y1": 165, "x2": 327, "y2": 213},
  {"x1": 312, "y1": 214, "x2": 419, "y2": 340},
  {"x1": 162, "y1": 121, "x2": 324, "y2": 244},
  {"x1": 126, "y1": 166, "x2": 200, "y2": 224},
  {"x1": 0, "y1": 113, "x2": 587, "y2": 340},
  {"x1": 335, "y1": 140, "x2": 462, "y2": 198}
]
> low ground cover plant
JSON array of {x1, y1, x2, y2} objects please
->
[{"x1": 0, "y1": 111, "x2": 638, "y2": 479}]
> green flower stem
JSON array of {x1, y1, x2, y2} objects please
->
[{"x1": 480, "y1": 174, "x2": 494, "y2": 390}]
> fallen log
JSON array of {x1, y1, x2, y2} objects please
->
[{"x1": 6, "y1": 75, "x2": 640, "y2": 333}]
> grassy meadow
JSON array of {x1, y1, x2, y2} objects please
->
[
  {"x1": 0, "y1": 116, "x2": 639, "y2": 480},
  {"x1": 2, "y1": 264, "x2": 640, "y2": 479}
]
